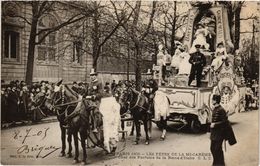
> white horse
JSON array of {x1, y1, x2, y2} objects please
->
[{"x1": 154, "y1": 90, "x2": 170, "y2": 140}]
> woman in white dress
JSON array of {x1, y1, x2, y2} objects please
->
[
  {"x1": 190, "y1": 23, "x2": 209, "y2": 53},
  {"x1": 178, "y1": 46, "x2": 192, "y2": 75},
  {"x1": 211, "y1": 42, "x2": 228, "y2": 71}
]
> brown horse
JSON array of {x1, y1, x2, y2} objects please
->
[
  {"x1": 119, "y1": 87, "x2": 151, "y2": 145},
  {"x1": 46, "y1": 84, "x2": 94, "y2": 164}
]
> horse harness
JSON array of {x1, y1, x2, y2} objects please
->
[{"x1": 127, "y1": 88, "x2": 148, "y2": 111}]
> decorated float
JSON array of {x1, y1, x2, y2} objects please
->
[{"x1": 153, "y1": 2, "x2": 246, "y2": 132}]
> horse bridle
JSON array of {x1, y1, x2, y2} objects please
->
[
  {"x1": 50, "y1": 91, "x2": 68, "y2": 117},
  {"x1": 125, "y1": 87, "x2": 146, "y2": 111}
]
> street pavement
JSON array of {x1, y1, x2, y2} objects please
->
[{"x1": 1, "y1": 109, "x2": 259, "y2": 166}]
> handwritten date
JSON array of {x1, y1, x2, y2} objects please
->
[{"x1": 13, "y1": 127, "x2": 49, "y2": 144}]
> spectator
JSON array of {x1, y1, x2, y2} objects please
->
[
  {"x1": 245, "y1": 83, "x2": 253, "y2": 111},
  {"x1": 104, "y1": 82, "x2": 110, "y2": 94},
  {"x1": 1, "y1": 84, "x2": 8, "y2": 123},
  {"x1": 7, "y1": 83, "x2": 20, "y2": 123},
  {"x1": 111, "y1": 80, "x2": 116, "y2": 93},
  {"x1": 71, "y1": 81, "x2": 79, "y2": 93},
  {"x1": 19, "y1": 84, "x2": 30, "y2": 121},
  {"x1": 78, "y1": 82, "x2": 86, "y2": 96}
]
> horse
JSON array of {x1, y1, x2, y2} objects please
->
[
  {"x1": 113, "y1": 85, "x2": 137, "y2": 140},
  {"x1": 119, "y1": 87, "x2": 151, "y2": 145},
  {"x1": 46, "y1": 83, "x2": 93, "y2": 164}
]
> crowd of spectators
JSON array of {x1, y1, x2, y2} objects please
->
[
  {"x1": 1, "y1": 78, "x2": 140, "y2": 125},
  {"x1": 3, "y1": 77, "x2": 256, "y2": 126},
  {"x1": 1, "y1": 80, "x2": 54, "y2": 125},
  {"x1": 70, "y1": 79, "x2": 137, "y2": 97}
]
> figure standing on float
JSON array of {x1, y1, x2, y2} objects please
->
[{"x1": 188, "y1": 44, "x2": 206, "y2": 87}]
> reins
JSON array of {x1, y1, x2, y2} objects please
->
[
  {"x1": 128, "y1": 88, "x2": 147, "y2": 111},
  {"x1": 54, "y1": 99, "x2": 82, "y2": 108}
]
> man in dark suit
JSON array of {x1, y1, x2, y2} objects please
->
[
  {"x1": 7, "y1": 83, "x2": 20, "y2": 122},
  {"x1": 86, "y1": 69, "x2": 104, "y2": 133},
  {"x1": 210, "y1": 94, "x2": 227, "y2": 166},
  {"x1": 188, "y1": 44, "x2": 206, "y2": 87}
]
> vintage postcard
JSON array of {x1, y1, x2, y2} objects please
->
[{"x1": 1, "y1": 1, "x2": 259, "y2": 166}]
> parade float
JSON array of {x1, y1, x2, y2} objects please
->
[{"x1": 153, "y1": 2, "x2": 246, "y2": 132}]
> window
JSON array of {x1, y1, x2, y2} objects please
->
[
  {"x1": 37, "y1": 15, "x2": 57, "y2": 63},
  {"x1": 3, "y1": 31, "x2": 19, "y2": 60},
  {"x1": 72, "y1": 40, "x2": 83, "y2": 65}
]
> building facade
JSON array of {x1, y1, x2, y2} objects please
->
[{"x1": 1, "y1": 1, "x2": 154, "y2": 84}]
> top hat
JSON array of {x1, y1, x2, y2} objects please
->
[
  {"x1": 195, "y1": 44, "x2": 201, "y2": 48},
  {"x1": 56, "y1": 79, "x2": 63, "y2": 86},
  {"x1": 90, "y1": 68, "x2": 97, "y2": 76},
  {"x1": 147, "y1": 69, "x2": 152, "y2": 75}
]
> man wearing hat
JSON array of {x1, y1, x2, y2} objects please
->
[
  {"x1": 210, "y1": 94, "x2": 236, "y2": 166},
  {"x1": 142, "y1": 69, "x2": 158, "y2": 115},
  {"x1": 210, "y1": 94, "x2": 227, "y2": 166},
  {"x1": 86, "y1": 69, "x2": 104, "y2": 133},
  {"x1": 188, "y1": 44, "x2": 206, "y2": 87},
  {"x1": 7, "y1": 82, "x2": 20, "y2": 122}
]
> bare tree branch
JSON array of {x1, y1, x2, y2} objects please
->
[
  {"x1": 35, "y1": 14, "x2": 85, "y2": 45},
  {"x1": 240, "y1": 14, "x2": 258, "y2": 20},
  {"x1": 98, "y1": 5, "x2": 135, "y2": 48},
  {"x1": 140, "y1": 1, "x2": 157, "y2": 41}
]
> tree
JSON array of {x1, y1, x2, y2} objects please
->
[
  {"x1": 5, "y1": 1, "x2": 97, "y2": 85},
  {"x1": 155, "y1": 2, "x2": 188, "y2": 56},
  {"x1": 90, "y1": 1, "x2": 134, "y2": 70},
  {"x1": 218, "y1": 1, "x2": 258, "y2": 51},
  {"x1": 113, "y1": 1, "x2": 157, "y2": 90}
]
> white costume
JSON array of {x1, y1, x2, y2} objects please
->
[
  {"x1": 190, "y1": 27, "x2": 209, "y2": 53},
  {"x1": 99, "y1": 97, "x2": 121, "y2": 153},
  {"x1": 171, "y1": 48, "x2": 182, "y2": 68},
  {"x1": 211, "y1": 47, "x2": 228, "y2": 71},
  {"x1": 157, "y1": 44, "x2": 165, "y2": 66},
  {"x1": 178, "y1": 52, "x2": 192, "y2": 75},
  {"x1": 154, "y1": 91, "x2": 170, "y2": 121}
]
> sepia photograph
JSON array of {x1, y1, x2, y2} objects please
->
[{"x1": 1, "y1": 1, "x2": 259, "y2": 165}]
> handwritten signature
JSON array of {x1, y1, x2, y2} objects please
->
[
  {"x1": 17, "y1": 144, "x2": 60, "y2": 158},
  {"x1": 13, "y1": 127, "x2": 49, "y2": 144}
]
